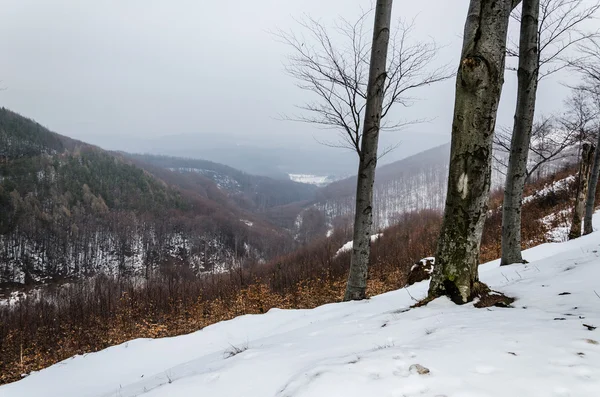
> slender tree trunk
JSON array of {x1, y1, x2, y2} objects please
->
[
  {"x1": 500, "y1": 0, "x2": 540, "y2": 266},
  {"x1": 584, "y1": 133, "x2": 600, "y2": 235},
  {"x1": 344, "y1": 0, "x2": 393, "y2": 301},
  {"x1": 428, "y1": 0, "x2": 514, "y2": 304},
  {"x1": 570, "y1": 142, "x2": 595, "y2": 239}
]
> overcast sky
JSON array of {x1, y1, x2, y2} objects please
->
[{"x1": 0, "y1": 0, "x2": 586, "y2": 173}]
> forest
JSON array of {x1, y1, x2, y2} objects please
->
[
  {"x1": 2, "y1": 0, "x2": 600, "y2": 394},
  {"x1": 0, "y1": 107, "x2": 297, "y2": 285}
]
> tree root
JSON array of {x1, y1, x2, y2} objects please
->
[{"x1": 411, "y1": 282, "x2": 515, "y2": 308}]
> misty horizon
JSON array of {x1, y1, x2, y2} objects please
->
[{"x1": 0, "y1": 0, "x2": 590, "y2": 176}]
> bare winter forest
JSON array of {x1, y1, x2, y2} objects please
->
[
  {"x1": 2, "y1": 0, "x2": 600, "y2": 394},
  {"x1": 0, "y1": 110, "x2": 593, "y2": 382}
]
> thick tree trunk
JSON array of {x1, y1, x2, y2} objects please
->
[
  {"x1": 584, "y1": 133, "x2": 600, "y2": 235},
  {"x1": 344, "y1": 0, "x2": 393, "y2": 301},
  {"x1": 428, "y1": 0, "x2": 514, "y2": 304},
  {"x1": 500, "y1": 0, "x2": 540, "y2": 266},
  {"x1": 570, "y1": 142, "x2": 595, "y2": 239}
]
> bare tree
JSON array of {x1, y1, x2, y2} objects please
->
[
  {"x1": 493, "y1": 117, "x2": 578, "y2": 181},
  {"x1": 571, "y1": 38, "x2": 600, "y2": 234},
  {"x1": 508, "y1": 0, "x2": 600, "y2": 79},
  {"x1": 342, "y1": 0, "x2": 392, "y2": 301},
  {"x1": 501, "y1": 0, "x2": 541, "y2": 266},
  {"x1": 570, "y1": 141, "x2": 595, "y2": 238},
  {"x1": 584, "y1": 112, "x2": 600, "y2": 235},
  {"x1": 277, "y1": 12, "x2": 450, "y2": 152},
  {"x1": 560, "y1": 86, "x2": 598, "y2": 144},
  {"x1": 276, "y1": 5, "x2": 451, "y2": 301},
  {"x1": 500, "y1": 0, "x2": 599, "y2": 266},
  {"x1": 428, "y1": 0, "x2": 520, "y2": 304}
]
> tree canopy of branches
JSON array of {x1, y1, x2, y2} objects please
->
[
  {"x1": 493, "y1": 116, "x2": 579, "y2": 181},
  {"x1": 276, "y1": 11, "x2": 451, "y2": 155},
  {"x1": 508, "y1": 0, "x2": 600, "y2": 80}
]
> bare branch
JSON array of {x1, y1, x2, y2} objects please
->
[
  {"x1": 569, "y1": 37, "x2": 600, "y2": 88},
  {"x1": 274, "y1": 10, "x2": 451, "y2": 156},
  {"x1": 508, "y1": 0, "x2": 600, "y2": 81},
  {"x1": 494, "y1": 114, "x2": 581, "y2": 181}
]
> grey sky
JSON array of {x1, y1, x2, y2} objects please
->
[{"x1": 0, "y1": 0, "x2": 586, "y2": 175}]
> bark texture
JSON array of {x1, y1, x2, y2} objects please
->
[
  {"x1": 570, "y1": 142, "x2": 595, "y2": 239},
  {"x1": 344, "y1": 0, "x2": 393, "y2": 301},
  {"x1": 584, "y1": 133, "x2": 600, "y2": 235},
  {"x1": 500, "y1": 0, "x2": 540, "y2": 266},
  {"x1": 428, "y1": 0, "x2": 514, "y2": 304}
]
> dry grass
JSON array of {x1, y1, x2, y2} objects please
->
[{"x1": 0, "y1": 165, "x2": 588, "y2": 385}]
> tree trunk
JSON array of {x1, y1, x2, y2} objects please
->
[
  {"x1": 344, "y1": 0, "x2": 393, "y2": 301},
  {"x1": 584, "y1": 132, "x2": 600, "y2": 235},
  {"x1": 570, "y1": 142, "x2": 595, "y2": 239},
  {"x1": 428, "y1": 0, "x2": 514, "y2": 304},
  {"x1": 500, "y1": 0, "x2": 540, "y2": 266}
]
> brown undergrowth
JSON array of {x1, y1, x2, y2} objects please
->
[{"x1": 0, "y1": 165, "x2": 591, "y2": 385}]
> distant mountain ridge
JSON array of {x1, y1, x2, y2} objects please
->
[{"x1": 127, "y1": 154, "x2": 319, "y2": 213}]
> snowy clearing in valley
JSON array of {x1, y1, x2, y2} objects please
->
[
  {"x1": 288, "y1": 174, "x2": 336, "y2": 187},
  {"x1": 3, "y1": 216, "x2": 600, "y2": 397}
]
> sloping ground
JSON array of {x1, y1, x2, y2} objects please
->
[
  {"x1": 0, "y1": 108, "x2": 295, "y2": 285},
  {"x1": 315, "y1": 143, "x2": 450, "y2": 228},
  {"x1": 3, "y1": 216, "x2": 600, "y2": 397}
]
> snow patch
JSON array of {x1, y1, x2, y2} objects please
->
[
  {"x1": 288, "y1": 174, "x2": 336, "y2": 187},
  {"x1": 523, "y1": 175, "x2": 575, "y2": 204},
  {"x1": 335, "y1": 233, "x2": 383, "y2": 257}
]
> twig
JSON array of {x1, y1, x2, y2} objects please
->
[{"x1": 404, "y1": 287, "x2": 418, "y2": 302}]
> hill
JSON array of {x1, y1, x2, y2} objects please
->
[
  {"x1": 0, "y1": 158, "x2": 585, "y2": 384},
  {"x1": 0, "y1": 108, "x2": 292, "y2": 285},
  {"x1": 313, "y1": 143, "x2": 450, "y2": 228},
  {"x1": 127, "y1": 153, "x2": 318, "y2": 213},
  {"x1": 3, "y1": 214, "x2": 600, "y2": 396}
]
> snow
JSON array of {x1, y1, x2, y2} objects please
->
[
  {"x1": 335, "y1": 233, "x2": 383, "y2": 257},
  {"x1": 523, "y1": 175, "x2": 575, "y2": 204},
  {"x1": 541, "y1": 209, "x2": 572, "y2": 243},
  {"x1": 288, "y1": 174, "x2": 336, "y2": 187},
  {"x1": 420, "y1": 257, "x2": 435, "y2": 265},
  {"x1": 411, "y1": 257, "x2": 435, "y2": 273},
  {"x1": 168, "y1": 167, "x2": 241, "y2": 191},
  {"x1": 4, "y1": 215, "x2": 600, "y2": 397},
  {"x1": 0, "y1": 231, "x2": 236, "y2": 286}
]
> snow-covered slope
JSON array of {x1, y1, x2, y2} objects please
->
[
  {"x1": 4, "y1": 216, "x2": 600, "y2": 397},
  {"x1": 316, "y1": 144, "x2": 450, "y2": 228}
]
